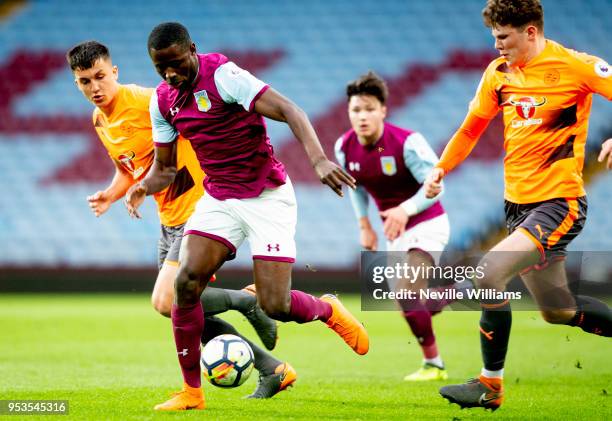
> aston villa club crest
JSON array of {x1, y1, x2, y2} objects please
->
[
  {"x1": 380, "y1": 156, "x2": 397, "y2": 176},
  {"x1": 194, "y1": 90, "x2": 211, "y2": 112}
]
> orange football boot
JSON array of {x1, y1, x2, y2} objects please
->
[
  {"x1": 154, "y1": 383, "x2": 205, "y2": 411},
  {"x1": 320, "y1": 294, "x2": 369, "y2": 355}
]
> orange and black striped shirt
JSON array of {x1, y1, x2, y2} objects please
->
[
  {"x1": 469, "y1": 40, "x2": 611, "y2": 204},
  {"x1": 93, "y1": 84, "x2": 204, "y2": 226}
]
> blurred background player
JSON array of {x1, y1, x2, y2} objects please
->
[
  {"x1": 67, "y1": 40, "x2": 297, "y2": 400},
  {"x1": 424, "y1": 0, "x2": 612, "y2": 411},
  {"x1": 335, "y1": 72, "x2": 450, "y2": 381},
  {"x1": 125, "y1": 22, "x2": 369, "y2": 411}
]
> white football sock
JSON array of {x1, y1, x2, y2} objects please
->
[
  {"x1": 481, "y1": 368, "x2": 504, "y2": 378},
  {"x1": 425, "y1": 356, "x2": 444, "y2": 368}
]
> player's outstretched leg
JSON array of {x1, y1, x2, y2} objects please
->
[
  {"x1": 253, "y1": 260, "x2": 369, "y2": 355},
  {"x1": 565, "y1": 295, "x2": 612, "y2": 337},
  {"x1": 439, "y1": 376, "x2": 504, "y2": 411},
  {"x1": 202, "y1": 286, "x2": 278, "y2": 350},
  {"x1": 397, "y1": 249, "x2": 451, "y2": 380},
  {"x1": 320, "y1": 294, "x2": 370, "y2": 355},
  {"x1": 522, "y1": 261, "x2": 612, "y2": 337},
  {"x1": 440, "y1": 232, "x2": 539, "y2": 410},
  {"x1": 154, "y1": 302, "x2": 206, "y2": 411},
  {"x1": 201, "y1": 316, "x2": 296, "y2": 399},
  {"x1": 439, "y1": 298, "x2": 510, "y2": 410},
  {"x1": 155, "y1": 235, "x2": 229, "y2": 411},
  {"x1": 402, "y1": 306, "x2": 447, "y2": 381},
  {"x1": 246, "y1": 362, "x2": 297, "y2": 399}
]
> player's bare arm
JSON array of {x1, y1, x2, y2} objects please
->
[
  {"x1": 424, "y1": 168, "x2": 445, "y2": 199},
  {"x1": 125, "y1": 142, "x2": 177, "y2": 218},
  {"x1": 254, "y1": 88, "x2": 356, "y2": 196},
  {"x1": 379, "y1": 206, "x2": 409, "y2": 241},
  {"x1": 358, "y1": 217, "x2": 378, "y2": 251},
  {"x1": 598, "y1": 138, "x2": 612, "y2": 170},
  {"x1": 88, "y1": 161, "x2": 135, "y2": 217}
]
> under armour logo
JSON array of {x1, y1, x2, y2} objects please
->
[
  {"x1": 178, "y1": 348, "x2": 188, "y2": 356},
  {"x1": 267, "y1": 243, "x2": 280, "y2": 252},
  {"x1": 170, "y1": 107, "x2": 180, "y2": 116}
]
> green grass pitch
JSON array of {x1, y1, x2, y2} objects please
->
[{"x1": 0, "y1": 294, "x2": 610, "y2": 420}]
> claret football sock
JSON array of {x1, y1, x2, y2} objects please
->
[
  {"x1": 172, "y1": 303, "x2": 205, "y2": 388},
  {"x1": 567, "y1": 295, "x2": 612, "y2": 337},
  {"x1": 479, "y1": 299, "x2": 511, "y2": 372},
  {"x1": 281, "y1": 290, "x2": 332, "y2": 323},
  {"x1": 403, "y1": 301, "x2": 438, "y2": 358}
]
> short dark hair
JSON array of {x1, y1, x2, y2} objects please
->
[
  {"x1": 147, "y1": 22, "x2": 192, "y2": 52},
  {"x1": 482, "y1": 0, "x2": 544, "y2": 31},
  {"x1": 66, "y1": 41, "x2": 110, "y2": 71},
  {"x1": 346, "y1": 71, "x2": 388, "y2": 105}
]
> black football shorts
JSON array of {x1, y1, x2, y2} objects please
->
[{"x1": 505, "y1": 196, "x2": 587, "y2": 260}]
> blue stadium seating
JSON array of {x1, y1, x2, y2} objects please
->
[{"x1": 0, "y1": 0, "x2": 609, "y2": 268}]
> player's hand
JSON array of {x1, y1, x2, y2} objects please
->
[
  {"x1": 314, "y1": 158, "x2": 356, "y2": 197},
  {"x1": 86, "y1": 191, "x2": 112, "y2": 217},
  {"x1": 360, "y1": 226, "x2": 378, "y2": 251},
  {"x1": 424, "y1": 167, "x2": 445, "y2": 198},
  {"x1": 598, "y1": 138, "x2": 612, "y2": 170},
  {"x1": 124, "y1": 182, "x2": 147, "y2": 219},
  {"x1": 380, "y1": 206, "x2": 408, "y2": 242}
]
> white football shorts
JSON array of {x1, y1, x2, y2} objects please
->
[
  {"x1": 184, "y1": 177, "x2": 297, "y2": 262},
  {"x1": 386, "y1": 213, "x2": 450, "y2": 264}
]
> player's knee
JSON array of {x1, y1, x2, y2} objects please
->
[
  {"x1": 151, "y1": 293, "x2": 172, "y2": 318},
  {"x1": 175, "y1": 266, "x2": 201, "y2": 302},
  {"x1": 474, "y1": 277, "x2": 498, "y2": 290},
  {"x1": 540, "y1": 309, "x2": 574, "y2": 324}
]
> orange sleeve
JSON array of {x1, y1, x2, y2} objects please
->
[
  {"x1": 435, "y1": 112, "x2": 491, "y2": 175},
  {"x1": 571, "y1": 52, "x2": 612, "y2": 100},
  {"x1": 468, "y1": 62, "x2": 501, "y2": 119}
]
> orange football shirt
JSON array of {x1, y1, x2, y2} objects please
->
[
  {"x1": 469, "y1": 40, "x2": 612, "y2": 204},
  {"x1": 93, "y1": 84, "x2": 204, "y2": 226}
]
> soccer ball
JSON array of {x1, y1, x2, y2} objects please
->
[{"x1": 201, "y1": 334, "x2": 254, "y2": 388}]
